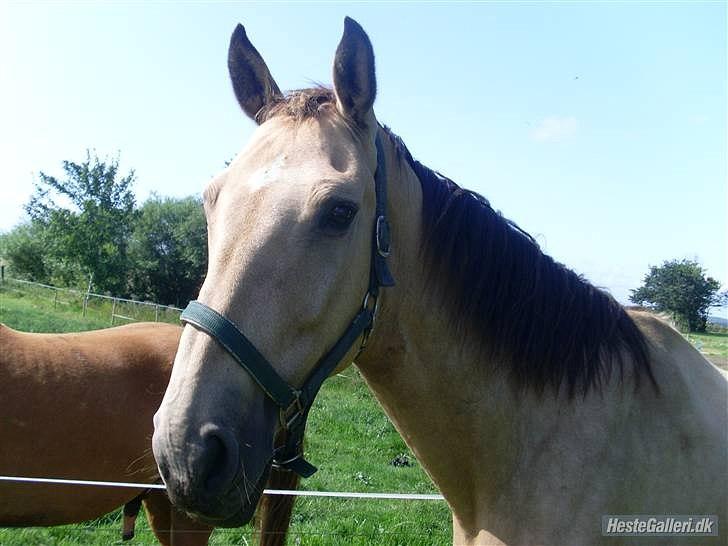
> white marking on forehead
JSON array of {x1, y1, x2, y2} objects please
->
[{"x1": 246, "y1": 154, "x2": 286, "y2": 192}]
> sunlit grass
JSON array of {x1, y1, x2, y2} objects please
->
[{"x1": 686, "y1": 331, "x2": 728, "y2": 359}]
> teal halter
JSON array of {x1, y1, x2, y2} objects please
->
[{"x1": 180, "y1": 135, "x2": 395, "y2": 477}]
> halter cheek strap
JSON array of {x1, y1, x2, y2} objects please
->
[{"x1": 180, "y1": 133, "x2": 394, "y2": 478}]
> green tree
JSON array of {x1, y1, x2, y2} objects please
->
[
  {"x1": 630, "y1": 259, "x2": 726, "y2": 332},
  {"x1": 25, "y1": 151, "x2": 136, "y2": 294},
  {"x1": 127, "y1": 195, "x2": 207, "y2": 306},
  {"x1": 0, "y1": 222, "x2": 51, "y2": 282}
]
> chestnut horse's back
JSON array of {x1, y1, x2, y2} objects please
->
[
  {"x1": 0, "y1": 322, "x2": 181, "y2": 525},
  {"x1": 0, "y1": 322, "x2": 298, "y2": 546}
]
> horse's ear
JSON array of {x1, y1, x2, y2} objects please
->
[
  {"x1": 333, "y1": 17, "x2": 377, "y2": 128},
  {"x1": 228, "y1": 24, "x2": 282, "y2": 124}
]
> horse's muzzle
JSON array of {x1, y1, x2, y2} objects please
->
[
  {"x1": 174, "y1": 468, "x2": 270, "y2": 528},
  {"x1": 152, "y1": 421, "x2": 269, "y2": 526}
]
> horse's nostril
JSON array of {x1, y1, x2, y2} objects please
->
[
  {"x1": 202, "y1": 434, "x2": 225, "y2": 491},
  {"x1": 199, "y1": 426, "x2": 240, "y2": 498}
]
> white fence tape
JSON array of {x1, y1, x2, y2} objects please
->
[{"x1": 0, "y1": 475, "x2": 445, "y2": 501}]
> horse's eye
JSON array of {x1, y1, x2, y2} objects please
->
[{"x1": 321, "y1": 202, "x2": 358, "y2": 232}]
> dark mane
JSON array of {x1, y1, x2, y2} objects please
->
[
  {"x1": 382, "y1": 126, "x2": 656, "y2": 397},
  {"x1": 262, "y1": 87, "x2": 656, "y2": 396}
]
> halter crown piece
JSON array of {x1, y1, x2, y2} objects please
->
[{"x1": 180, "y1": 134, "x2": 395, "y2": 477}]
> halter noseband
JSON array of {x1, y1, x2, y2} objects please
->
[{"x1": 180, "y1": 134, "x2": 395, "y2": 478}]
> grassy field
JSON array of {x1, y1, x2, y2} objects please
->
[
  {"x1": 1, "y1": 278, "x2": 182, "y2": 329},
  {"x1": 0, "y1": 291, "x2": 450, "y2": 545},
  {"x1": 0, "y1": 291, "x2": 111, "y2": 333},
  {"x1": 686, "y1": 331, "x2": 728, "y2": 369}
]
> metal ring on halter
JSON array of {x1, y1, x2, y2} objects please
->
[
  {"x1": 362, "y1": 291, "x2": 375, "y2": 313},
  {"x1": 357, "y1": 292, "x2": 380, "y2": 355},
  {"x1": 280, "y1": 391, "x2": 305, "y2": 431}
]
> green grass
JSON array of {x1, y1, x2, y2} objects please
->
[
  {"x1": 0, "y1": 279, "x2": 181, "y2": 329},
  {"x1": 0, "y1": 292, "x2": 450, "y2": 545},
  {"x1": 686, "y1": 331, "x2": 728, "y2": 370},
  {"x1": 0, "y1": 291, "x2": 111, "y2": 332},
  {"x1": 686, "y1": 331, "x2": 728, "y2": 358}
]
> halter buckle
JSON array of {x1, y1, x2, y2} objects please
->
[{"x1": 271, "y1": 451, "x2": 318, "y2": 478}]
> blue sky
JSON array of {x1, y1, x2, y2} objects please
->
[{"x1": 0, "y1": 2, "x2": 725, "y2": 308}]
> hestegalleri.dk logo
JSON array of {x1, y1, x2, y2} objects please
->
[{"x1": 602, "y1": 515, "x2": 718, "y2": 537}]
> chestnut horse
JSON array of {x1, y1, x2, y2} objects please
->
[
  {"x1": 152, "y1": 18, "x2": 727, "y2": 546},
  {"x1": 0, "y1": 322, "x2": 297, "y2": 545}
]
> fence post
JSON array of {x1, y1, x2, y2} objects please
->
[
  {"x1": 53, "y1": 289, "x2": 58, "y2": 310},
  {"x1": 155, "y1": 304, "x2": 160, "y2": 322},
  {"x1": 1, "y1": 265, "x2": 4, "y2": 283},
  {"x1": 83, "y1": 274, "x2": 93, "y2": 318},
  {"x1": 111, "y1": 299, "x2": 117, "y2": 326}
]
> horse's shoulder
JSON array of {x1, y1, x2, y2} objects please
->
[
  {"x1": 625, "y1": 308, "x2": 682, "y2": 343},
  {"x1": 626, "y1": 308, "x2": 727, "y2": 400}
]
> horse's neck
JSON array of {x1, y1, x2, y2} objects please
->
[
  {"x1": 356, "y1": 138, "x2": 727, "y2": 544},
  {"x1": 356, "y1": 230, "x2": 613, "y2": 543},
  {"x1": 355, "y1": 147, "x2": 523, "y2": 529},
  {"x1": 357, "y1": 317, "x2": 521, "y2": 530},
  {"x1": 355, "y1": 144, "x2": 616, "y2": 542},
  {"x1": 364, "y1": 302, "x2": 727, "y2": 545}
]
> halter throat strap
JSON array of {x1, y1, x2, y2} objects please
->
[{"x1": 180, "y1": 133, "x2": 394, "y2": 478}]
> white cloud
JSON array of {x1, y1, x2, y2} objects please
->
[{"x1": 530, "y1": 116, "x2": 579, "y2": 143}]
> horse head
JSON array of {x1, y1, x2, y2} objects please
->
[{"x1": 152, "y1": 18, "x2": 391, "y2": 526}]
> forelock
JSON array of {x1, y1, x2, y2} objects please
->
[{"x1": 257, "y1": 87, "x2": 337, "y2": 123}]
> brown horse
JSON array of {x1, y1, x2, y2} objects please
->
[
  {"x1": 152, "y1": 18, "x2": 727, "y2": 546},
  {"x1": 0, "y1": 322, "x2": 297, "y2": 545}
]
